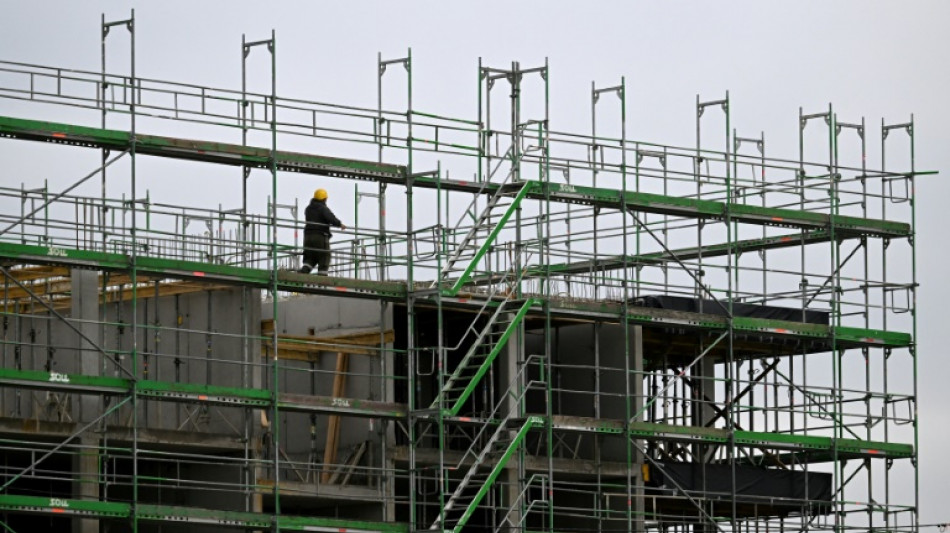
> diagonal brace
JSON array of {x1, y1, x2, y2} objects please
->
[
  {"x1": 630, "y1": 330, "x2": 728, "y2": 423},
  {"x1": 0, "y1": 266, "x2": 134, "y2": 379},
  {"x1": 0, "y1": 395, "x2": 131, "y2": 492},
  {"x1": 625, "y1": 208, "x2": 732, "y2": 317},
  {"x1": 0, "y1": 150, "x2": 128, "y2": 237}
]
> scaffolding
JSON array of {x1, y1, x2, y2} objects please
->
[{"x1": 0, "y1": 10, "x2": 927, "y2": 533}]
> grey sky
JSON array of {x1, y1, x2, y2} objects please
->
[{"x1": 1, "y1": 0, "x2": 947, "y2": 527}]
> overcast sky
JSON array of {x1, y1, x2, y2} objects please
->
[{"x1": 1, "y1": 1, "x2": 947, "y2": 528}]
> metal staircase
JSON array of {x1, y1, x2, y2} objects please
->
[
  {"x1": 430, "y1": 415, "x2": 543, "y2": 533},
  {"x1": 429, "y1": 298, "x2": 533, "y2": 417},
  {"x1": 436, "y1": 147, "x2": 531, "y2": 296},
  {"x1": 493, "y1": 473, "x2": 549, "y2": 533}
]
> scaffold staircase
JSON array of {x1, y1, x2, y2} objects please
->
[
  {"x1": 437, "y1": 149, "x2": 531, "y2": 295},
  {"x1": 430, "y1": 415, "x2": 543, "y2": 533},
  {"x1": 430, "y1": 298, "x2": 533, "y2": 417}
]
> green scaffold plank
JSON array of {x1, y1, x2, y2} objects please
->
[
  {"x1": 137, "y1": 379, "x2": 271, "y2": 406},
  {"x1": 628, "y1": 421, "x2": 729, "y2": 443},
  {"x1": 0, "y1": 115, "x2": 403, "y2": 182},
  {"x1": 0, "y1": 494, "x2": 128, "y2": 519},
  {"x1": 0, "y1": 368, "x2": 409, "y2": 418},
  {"x1": 540, "y1": 229, "x2": 831, "y2": 276},
  {"x1": 0, "y1": 495, "x2": 409, "y2": 530},
  {"x1": 0, "y1": 115, "x2": 911, "y2": 237},
  {"x1": 534, "y1": 181, "x2": 909, "y2": 237},
  {"x1": 0, "y1": 241, "x2": 408, "y2": 299},
  {"x1": 279, "y1": 514, "x2": 410, "y2": 532},
  {"x1": 734, "y1": 430, "x2": 914, "y2": 458},
  {"x1": 0, "y1": 367, "x2": 128, "y2": 394},
  {"x1": 137, "y1": 503, "x2": 409, "y2": 531},
  {"x1": 834, "y1": 326, "x2": 912, "y2": 347}
]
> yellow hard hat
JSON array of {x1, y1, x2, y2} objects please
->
[{"x1": 313, "y1": 188, "x2": 328, "y2": 201}]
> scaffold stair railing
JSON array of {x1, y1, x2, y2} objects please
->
[
  {"x1": 430, "y1": 297, "x2": 534, "y2": 417},
  {"x1": 493, "y1": 473, "x2": 549, "y2": 533},
  {"x1": 431, "y1": 415, "x2": 543, "y2": 533},
  {"x1": 436, "y1": 154, "x2": 531, "y2": 295}
]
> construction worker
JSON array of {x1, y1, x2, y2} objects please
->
[{"x1": 299, "y1": 188, "x2": 346, "y2": 275}]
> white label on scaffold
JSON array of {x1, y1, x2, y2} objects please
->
[
  {"x1": 50, "y1": 498, "x2": 70, "y2": 508},
  {"x1": 331, "y1": 397, "x2": 351, "y2": 408},
  {"x1": 47, "y1": 247, "x2": 67, "y2": 257},
  {"x1": 49, "y1": 372, "x2": 70, "y2": 383}
]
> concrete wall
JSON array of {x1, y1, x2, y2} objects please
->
[
  {"x1": 0, "y1": 274, "x2": 261, "y2": 438},
  {"x1": 262, "y1": 295, "x2": 392, "y2": 485}
]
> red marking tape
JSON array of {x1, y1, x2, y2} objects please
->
[
  {"x1": 771, "y1": 217, "x2": 783, "y2": 221},
  {"x1": 193, "y1": 271, "x2": 206, "y2": 277},
  {"x1": 52, "y1": 132, "x2": 66, "y2": 138},
  {"x1": 774, "y1": 328, "x2": 788, "y2": 333},
  {"x1": 52, "y1": 508, "x2": 66, "y2": 514},
  {"x1": 335, "y1": 286, "x2": 347, "y2": 292},
  {"x1": 198, "y1": 395, "x2": 208, "y2": 401}
]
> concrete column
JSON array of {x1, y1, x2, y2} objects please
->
[
  {"x1": 630, "y1": 325, "x2": 645, "y2": 533},
  {"x1": 499, "y1": 311, "x2": 523, "y2": 532},
  {"x1": 69, "y1": 269, "x2": 103, "y2": 533},
  {"x1": 69, "y1": 269, "x2": 101, "y2": 424}
]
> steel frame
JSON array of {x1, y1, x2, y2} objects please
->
[{"x1": 0, "y1": 12, "x2": 926, "y2": 533}]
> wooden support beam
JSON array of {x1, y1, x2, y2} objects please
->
[
  {"x1": 322, "y1": 351, "x2": 348, "y2": 483},
  {"x1": 260, "y1": 325, "x2": 394, "y2": 360},
  {"x1": 2, "y1": 278, "x2": 231, "y2": 313}
]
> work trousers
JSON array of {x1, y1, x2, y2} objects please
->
[{"x1": 301, "y1": 232, "x2": 331, "y2": 274}]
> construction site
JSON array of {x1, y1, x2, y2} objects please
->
[{"x1": 0, "y1": 10, "x2": 925, "y2": 533}]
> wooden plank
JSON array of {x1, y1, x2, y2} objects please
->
[
  {"x1": 322, "y1": 352, "x2": 348, "y2": 483},
  {"x1": 260, "y1": 327, "x2": 394, "y2": 360}
]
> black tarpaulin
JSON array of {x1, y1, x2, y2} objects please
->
[
  {"x1": 631, "y1": 295, "x2": 829, "y2": 325},
  {"x1": 645, "y1": 462, "x2": 832, "y2": 514}
]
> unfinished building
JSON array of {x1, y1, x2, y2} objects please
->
[{"x1": 0, "y1": 11, "x2": 924, "y2": 533}]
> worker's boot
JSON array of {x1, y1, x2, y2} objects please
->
[{"x1": 298, "y1": 264, "x2": 312, "y2": 274}]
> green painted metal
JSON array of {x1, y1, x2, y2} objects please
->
[
  {"x1": 0, "y1": 241, "x2": 407, "y2": 298},
  {"x1": 539, "y1": 229, "x2": 831, "y2": 276},
  {"x1": 137, "y1": 379, "x2": 271, "y2": 406},
  {"x1": 0, "y1": 115, "x2": 914, "y2": 238},
  {"x1": 0, "y1": 494, "x2": 128, "y2": 518},
  {"x1": 0, "y1": 494, "x2": 408, "y2": 531},
  {"x1": 0, "y1": 240, "x2": 912, "y2": 351},
  {"x1": 439, "y1": 299, "x2": 535, "y2": 416},
  {"x1": 447, "y1": 182, "x2": 531, "y2": 296},
  {"x1": 833, "y1": 326, "x2": 911, "y2": 347},
  {"x1": 0, "y1": 367, "x2": 407, "y2": 418},
  {"x1": 453, "y1": 416, "x2": 543, "y2": 533},
  {"x1": 0, "y1": 115, "x2": 403, "y2": 182},
  {"x1": 0, "y1": 367, "x2": 127, "y2": 393}
]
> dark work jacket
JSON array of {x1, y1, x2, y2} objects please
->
[{"x1": 304, "y1": 198, "x2": 342, "y2": 237}]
